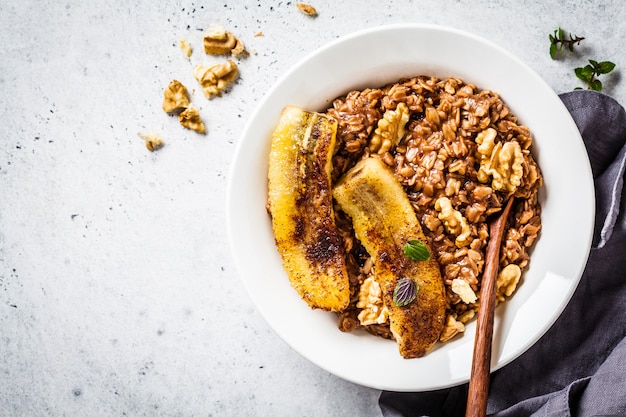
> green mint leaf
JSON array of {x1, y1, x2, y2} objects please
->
[
  {"x1": 575, "y1": 66, "x2": 594, "y2": 82},
  {"x1": 597, "y1": 61, "x2": 616, "y2": 74},
  {"x1": 403, "y1": 239, "x2": 430, "y2": 261},
  {"x1": 589, "y1": 59, "x2": 599, "y2": 68},
  {"x1": 557, "y1": 27, "x2": 565, "y2": 40},
  {"x1": 549, "y1": 43, "x2": 557, "y2": 59},
  {"x1": 590, "y1": 79, "x2": 603, "y2": 91},
  {"x1": 393, "y1": 277, "x2": 418, "y2": 307},
  {"x1": 574, "y1": 67, "x2": 588, "y2": 81}
]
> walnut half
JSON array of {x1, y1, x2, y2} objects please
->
[
  {"x1": 475, "y1": 127, "x2": 524, "y2": 193},
  {"x1": 369, "y1": 102, "x2": 410, "y2": 154},
  {"x1": 194, "y1": 61, "x2": 238, "y2": 98},
  {"x1": 162, "y1": 80, "x2": 190, "y2": 113},
  {"x1": 435, "y1": 196, "x2": 472, "y2": 248}
]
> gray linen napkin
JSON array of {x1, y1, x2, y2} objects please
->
[{"x1": 379, "y1": 90, "x2": 626, "y2": 417}]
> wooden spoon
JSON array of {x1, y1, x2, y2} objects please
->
[{"x1": 465, "y1": 197, "x2": 515, "y2": 417}]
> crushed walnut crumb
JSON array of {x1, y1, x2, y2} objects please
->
[
  {"x1": 179, "y1": 38, "x2": 192, "y2": 60},
  {"x1": 194, "y1": 61, "x2": 239, "y2": 98},
  {"x1": 203, "y1": 25, "x2": 246, "y2": 57},
  {"x1": 151, "y1": 22, "x2": 250, "y2": 141},
  {"x1": 178, "y1": 107, "x2": 206, "y2": 134},
  {"x1": 296, "y1": 3, "x2": 318, "y2": 16},
  {"x1": 138, "y1": 132, "x2": 164, "y2": 152}
]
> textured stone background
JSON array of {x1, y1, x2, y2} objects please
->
[{"x1": 0, "y1": 1, "x2": 624, "y2": 416}]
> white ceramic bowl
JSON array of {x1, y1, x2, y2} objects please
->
[{"x1": 226, "y1": 24, "x2": 594, "y2": 391}]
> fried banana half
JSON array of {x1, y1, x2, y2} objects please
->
[
  {"x1": 267, "y1": 106, "x2": 350, "y2": 312},
  {"x1": 333, "y1": 157, "x2": 446, "y2": 358}
]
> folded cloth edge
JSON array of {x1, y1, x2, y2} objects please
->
[{"x1": 559, "y1": 90, "x2": 626, "y2": 248}]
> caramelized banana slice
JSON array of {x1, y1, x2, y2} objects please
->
[
  {"x1": 267, "y1": 106, "x2": 350, "y2": 312},
  {"x1": 333, "y1": 157, "x2": 446, "y2": 358}
]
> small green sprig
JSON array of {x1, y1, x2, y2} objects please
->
[
  {"x1": 574, "y1": 59, "x2": 616, "y2": 91},
  {"x1": 549, "y1": 28, "x2": 585, "y2": 59}
]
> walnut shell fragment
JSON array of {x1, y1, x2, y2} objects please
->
[
  {"x1": 162, "y1": 80, "x2": 190, "y2": 113},
  {"x1": 203, "y1": 26, "x2": 246, "y2": 57},
  {"x1": 178, "y1": 107, "x2": 206, "y2": 134},
  {"x1": 194, "y1": 61, "x2": 238, "y2": 98}
]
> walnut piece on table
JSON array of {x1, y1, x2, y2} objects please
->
[
  {"x1": 296, "y1": 3, "x2": 318, "y2": 16},
  {"x1": 137, "y1": 132, "x2": 164, "y2": 152},
  {"x1": 178, "y1": 107, "x2": 206, "y2": 134},
  {"x1": 162, "y1": 80, "x2": 190, "y2": 113},
  {"x1": 203, "y1": 25, "x2": 246, "y2": 57},
  {"x1": 194, "y1": 61, "x2": 238, "y2": 98},
  {"x1": 179, "y1": 38, "x2": 193, "y2": 60}
]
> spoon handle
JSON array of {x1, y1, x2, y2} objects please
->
[{"x1": 466, "y1": 197, "x2": 514, "y2": 417}]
